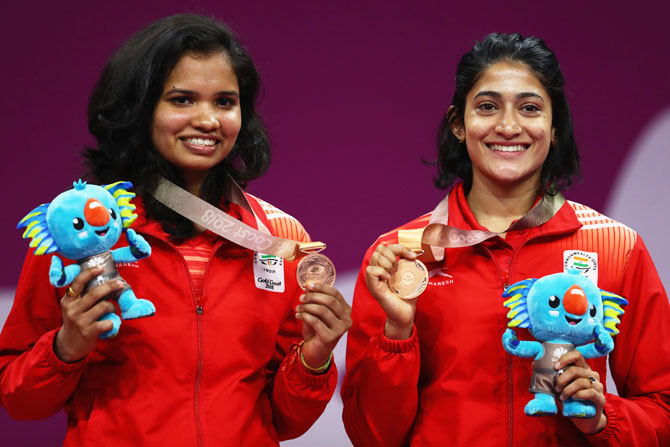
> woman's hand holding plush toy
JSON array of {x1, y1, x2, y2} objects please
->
[
  {"x1": 365, "y1": 243, "x2": 418, "y2": 340},
  {"x1": 554, "y1": 350, "x2": 607, "y2": 434},
  {"x1": 54, "y1": 266, "x2": 123, "y2": 363}
]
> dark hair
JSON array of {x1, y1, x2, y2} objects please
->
[
  {"x1": 84, "y1": 14, "x2": 270, "y2": 237},
  {"x1": 435, "y1": 32, "x2": 581, "y2": 194}
]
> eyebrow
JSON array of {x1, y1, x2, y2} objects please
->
[
  {"x1": 164, "y1": 88, "x2": 239, "y2": 97},
  {"x1": 473, "y1": 91, "x2": 545, "y2": 102}
]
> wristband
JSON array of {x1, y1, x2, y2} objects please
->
[{"x1": 299, "y1": 342, "x2": 333, "y2": 375}]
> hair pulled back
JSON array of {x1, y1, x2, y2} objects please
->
[{"x1": 435, "y1": 32, "x2": 580, "y2": 194}]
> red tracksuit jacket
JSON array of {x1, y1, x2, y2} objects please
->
[
  {"x1": 0, "y1": 194, "x2": 336, "y2": 446},
  {"x1": 342, "y1": 182, "x2": 670, "y2": 446}
]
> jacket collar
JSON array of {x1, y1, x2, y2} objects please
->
[{"x1": 447, "y1": 181, "x2": 582, "y2": 236}]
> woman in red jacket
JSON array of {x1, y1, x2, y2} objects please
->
[
  {"x1": 342, "y1": 33, "x2": 670, "y2": 446},
  {"x1": 0, "y1": 14, "x2": 351, "y2": 446}
]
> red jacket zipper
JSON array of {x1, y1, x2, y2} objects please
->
[
  {"x1": 144, "y1": 233, "x2": 206, "y2": 447},
  {"x1": 192, "y1": 239, "x2": 224, "y2": 447},
  {"x1": 194, "y1": 304, "x2": 204, "y2": 447},
  {"x1": 483, "y1": 243, "x2": 516, "y2": 446}
]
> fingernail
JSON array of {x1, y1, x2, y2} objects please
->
[
  {"x1": 116, "y1": 280, "x2": 124, "y2": 287},
  {"x1": 299, "y1": 294, "x2": 305, "y2": 302},
  {"x1": 306, "y1": 281, "x2": 316, "y2": 291},
  {"x1": 554, "y1": 361, "x2": 561, "y2": 369},
  {"x1": 409, "y1": 251, "x2": 418, "y2": 258}
]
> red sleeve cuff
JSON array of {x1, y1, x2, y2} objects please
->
[
  {"x1": 584, "y1": 396, "x2": 617, "y2": 444},
  {"x1": 284, "y1": 342, "x2": 338, "y2": 390},
  {"x1": 297, "y1": 358, "x2": 338, "y2": 388},
  {"x1": 376, "y1": 323, "x2": 419, "y2": 353},
  {"x1": 43, "y1": 329, "x2": 87, "y2": 373}
]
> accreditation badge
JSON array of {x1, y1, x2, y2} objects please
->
[{"x1": 253, "y1": 253, "x2": 285, "y2": 292}]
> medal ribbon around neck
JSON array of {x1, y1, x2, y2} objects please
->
[
  {"x1": 412, "y1": 188, "x2": 566, "y2": 263},
  {"x1": 150, "y1": 176, "x2": 326, "y2": 262}
]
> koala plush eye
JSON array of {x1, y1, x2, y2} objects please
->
[
  {"x1": 73, "y1": 217, "x2": 85, "y2": 230},
  {"x1": 109, "y1": 208, "x2": 117, "y2": 220},
  {"x1": 589, "y1": 304, "x2": 597, "y2": 317},
  {"x1": 549, "y1": 295, "x2": 560, "y2": 308}
]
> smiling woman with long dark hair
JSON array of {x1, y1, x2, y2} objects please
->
[
  {"x1": 0, "y1": 14, "x2": 351, "y2": 446},
  {"x1": 342, "y1": 33, "x2": 670, "y2": 446}
]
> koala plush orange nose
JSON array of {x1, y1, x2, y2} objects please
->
[
  {"x1": 563, "y1": 284, "x2": 588, "y2": 315},
  {"x1": 84, "y1": 198, "x2": 110, "y2": 226}
]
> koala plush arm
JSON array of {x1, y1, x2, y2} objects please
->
[
  {"x1": 576, "y1": 324, "x2": 614, "y2": 358},
  {"x1": 112, "y1": 229, "x2": 152, "y2": 263},
  {"x1": 502, "y1": 329, "x2": 543, "y2": 359},
  {"x1": 48, "y1": 256, "x2": 81, "y2": 287}
]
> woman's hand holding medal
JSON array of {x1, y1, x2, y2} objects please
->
[
  {"x1": 366, "y1": 244, "x2": 425, "y2": 340},
  {"x1": 296, "y1": 281, "x2": 352, "y2": 369}
]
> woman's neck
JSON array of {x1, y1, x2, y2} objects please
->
[
  {"x1": 181, "y1": 171, "x2": 207, "y2": 198},
  {"x1": 181, "y1": 170, "x2": 208, "y2": 233},
  {"x1": 466, "y1": 177, "x2": 540, "y2": 233}
]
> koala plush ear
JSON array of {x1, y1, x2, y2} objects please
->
[
  {"x1": 601, "y1": 290, "x2": 628, "y2": 336},
  {"x1": 503, "y1": 278, "x2": 537, "y2": 329},
  {"x1": 103, "y1": 181, "x2": 138, "y2": 228},
  {"x1": 17, "y1": 203, "x2": 60, "y2": 255}
]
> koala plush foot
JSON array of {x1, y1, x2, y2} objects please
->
[
  {"x1": 524, "y1": 393, "x2": 558, "y2": 416},
  {"x1": 562, "y1": 398, "x2": 596, "y2": 418},
  {"x1": 119, "y1": 289, "x2": 156, "y2": 319},
  {"x1": 99, "y1": 312, "x2": 122, "y2": 339}
]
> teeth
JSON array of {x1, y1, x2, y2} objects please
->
[
  {"x1": 488, "y1": 144, "x2": 527, "y2": 152},
  {"x1": 186, "y1": 138, "x2": 216, "y2": 146}
]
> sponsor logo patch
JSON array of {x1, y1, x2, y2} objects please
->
[
  {"x1": 253, "y1": 253, "x2": 285, "y2": 292},
  {"x1": 116, "y1": 262, "x2": 140, "y2": 269},
  {"x1": 428, "y1": 267, "x2": 454, "y2": 286},
  {"x1": 563, "y1": 250, "x2": 598, "y2": 285}
]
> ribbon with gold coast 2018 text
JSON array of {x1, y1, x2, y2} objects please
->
[{"x1": 150, "y1": 176, "x2": 335, "y2": 290}]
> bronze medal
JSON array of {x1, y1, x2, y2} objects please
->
[
  {"x1": 388, "y1": 258, "x2": 428, "y2": 299},
  {"x1": 296, "y1": 253, "x2": 336, "y2": 291}
]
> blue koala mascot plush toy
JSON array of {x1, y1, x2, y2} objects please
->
[
  {"x1": 17, "y1": 180, "x2": 156, "y2": 338},
  {"x1": 502, "y1": 270, "x2": 627, "y2": 418}
]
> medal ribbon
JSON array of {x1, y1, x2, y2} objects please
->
[
  {"x1": 414, "y1": 188, "x2": 565, "y2": 262},
  {"x1": 150, "y1": 176, "x2": 324, "y2": 261}
]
